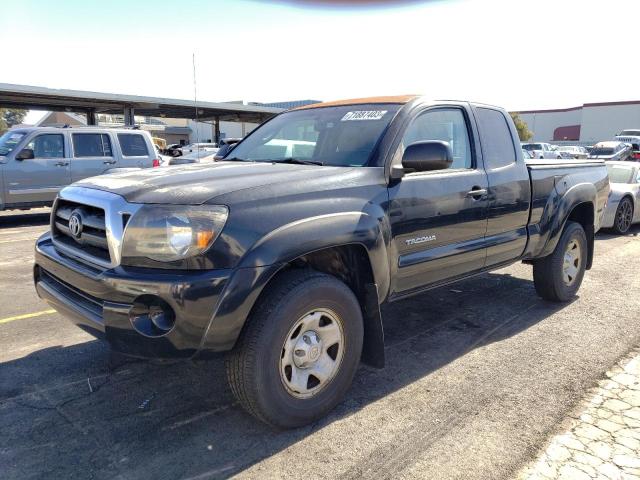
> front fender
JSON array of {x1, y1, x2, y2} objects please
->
[
  {"x1": 239, "y1": 211, "x2": 391, "y2": 301},
  {"x1": 197, "y1": 211, "x2": 391, "y2": 354}
]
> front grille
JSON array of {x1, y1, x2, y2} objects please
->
[{"x1": 52, "y1": 199, "x2": 111, "y2": 263}]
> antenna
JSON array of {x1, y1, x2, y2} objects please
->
[{"x1": 193, "y1": 52, "x2": 200, "y2": 149}]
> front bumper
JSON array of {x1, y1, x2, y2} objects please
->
[{"x1": 34, "y1": 233, "x2": 234, "y2": 359}]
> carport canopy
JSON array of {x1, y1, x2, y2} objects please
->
[{"x1": 0, "y1": 83, "x2": 283, "y2": 125}]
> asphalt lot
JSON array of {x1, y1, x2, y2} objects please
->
[{"x1": 1, "y1": 208, "x2": 639, "y2": 480}]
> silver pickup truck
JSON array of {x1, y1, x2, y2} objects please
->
[{"x1": 0, "y1": 126, "x2": 158, "y2": 211}]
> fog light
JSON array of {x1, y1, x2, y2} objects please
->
[{"x1": 129, "y1": 295, "x2": 176, "y2": 337}]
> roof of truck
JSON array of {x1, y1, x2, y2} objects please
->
[{"x1": 293, "y1": 95, "x2": 418, "y2": 110}]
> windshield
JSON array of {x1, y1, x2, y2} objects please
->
[
  {"x1": 607, "y1": 165, "x2": 635, "y2": 183},
  {"x1": 620, "y1": 130, "x2": 640, "y2": 137},
  {"x1": 0, "y1": 131, "x2": 26, "y2": 156},
  {"x1": 226, "y1": 104, "x2": 401, "y2": 166},
  {"x1": 590, "y1": 148, "x2": 615, "y2": 156},
  {"x1": 522, "y1": 144, "x2": 542, "y2": 151}
]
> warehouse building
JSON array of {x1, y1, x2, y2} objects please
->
[{"x1": 516, "y1": 100, "x2": 640, "y2": 145}]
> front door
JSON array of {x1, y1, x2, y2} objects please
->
[
  {"x1": 4, "y1": 133, "x2": 70, "y2": 206},
  {"x1": 388, "y1": 107, "x2": 489, "y2": 296}
]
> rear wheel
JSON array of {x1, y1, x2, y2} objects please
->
[
  {"x1": 533, "y1": 221, "x2": 587, "y2": 302},
  {"x1": 612, "y1": 197, "x2": 634, "y2": 234},
  {"x1": 226, "y1": 269, "x2": 364, "y2": 429}
]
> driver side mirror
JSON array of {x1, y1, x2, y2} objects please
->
[
  {"x1": 402, "y1": 141, "x2": 453, "y2": 172},
  {"x1": 16, "y1": 148, "x2": 35, "y2": 160}
]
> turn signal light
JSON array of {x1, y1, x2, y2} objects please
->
[{"x1": 196, "y1": 231, "x2": 215, "y2": 249}]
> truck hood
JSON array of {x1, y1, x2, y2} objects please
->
[{"x1": 72, "y1": 161, "x2": 355, "y2": 204}]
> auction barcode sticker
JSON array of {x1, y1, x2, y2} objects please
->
[{"x1": 341, "y1": 110, "x2": 388, "y2": 121}]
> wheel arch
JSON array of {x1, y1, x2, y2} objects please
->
[
  {"x1": 200, "y1": 213, "x2": 390, "y2": 367},
  {"x1": 537, "y1": 183, "x2": 596, "y2": 269}
]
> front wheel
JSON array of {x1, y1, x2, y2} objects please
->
[
  {"x1": 533, "y1": 221, "x2": 587, "y2": 302},
  {"x1": 226, "y1": 269, "x2": 364, "y2": 429},
  {"x1": 612, "y1": 197, "x2": 634, "y2": 234}
]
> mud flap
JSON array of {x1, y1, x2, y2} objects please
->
[{"x1": 361, "y1": 283, "x2": 385, "y2": 369}]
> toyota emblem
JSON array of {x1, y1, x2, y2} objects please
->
[{"x1": 68, "y1": 211, "x2": 83, "y2": 239}]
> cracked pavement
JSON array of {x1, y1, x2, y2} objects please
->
[{"x1": 1, "y1": 209, "x2": 639, "y2": 480}]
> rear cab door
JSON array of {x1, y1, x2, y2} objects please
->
[
  {"x1": 3, "y1": 131, "x2": 71, "y2": 205},
  {"x1": 472, "y1": 106, "x2": 532, "y2": 267},
  {"x1": 387, "y1": 103, "x2": 490, "y2": 296},
  {"x1": 70, "y1": 131, "x2": 116, "y2": 182}
]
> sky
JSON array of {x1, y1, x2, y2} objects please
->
[{"x1": 2, "y1": 0, "x2": 639, "y2": 124}]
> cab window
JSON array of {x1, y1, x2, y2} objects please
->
[
  {"x1": 401, "y1": 108, "x2": 472, "y2": 170},
  {"x1": 25, "y1": 134, "x2": 65, "y2": 158},
  {"x1": 476, "y1": 107, "x2": 517, "y2": 169}
]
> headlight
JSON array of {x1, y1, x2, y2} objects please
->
[{"x1": 121, "y1": 205, "x2": 228, "y2": 262}]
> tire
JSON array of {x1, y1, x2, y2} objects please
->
[
  {"x1": 533, "y1": 221, "x2": 587, "y2": 302},
  {"x1": 226, "y1": 269, "x2": 364, "y2": 429},
  {"x1": 612, "y1": 197, "x2": 634, "y2": 234}
]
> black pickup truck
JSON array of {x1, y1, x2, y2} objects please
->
[{"x1": 34, "y1": 96, "x2": 609, "y2": 428}]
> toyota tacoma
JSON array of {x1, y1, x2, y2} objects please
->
[{"x1": 34, "y1": 96, "x2": 609, "y2": 428}]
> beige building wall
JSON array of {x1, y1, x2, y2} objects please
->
[
  {"x1": 579, "y1": 104, "x2": 640, "y2": 143},
  {"x1": 518, "y1": 109, "x2": 582, "y2": 142}
]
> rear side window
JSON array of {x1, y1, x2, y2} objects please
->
[
  {"x1": 477, "y1": 108, "x2": 517, "y2": 169},
  {"x1": 118, "y1": 134, "x2": 149, "y2": 156},
  {"x1": 72, "y1": 133, "x2": 112, "y2": 157}
]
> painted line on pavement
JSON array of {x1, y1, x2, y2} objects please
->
[{"x1": 0, "y1": 309, "x2": 56, "y2": 325}]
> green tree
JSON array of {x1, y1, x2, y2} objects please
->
[
  {"x1": 0, "y1": 108, "x2": 28, "y2": 134},
  {"x1": 509, "y1": 112, "x2": 533, "y2": 141}
]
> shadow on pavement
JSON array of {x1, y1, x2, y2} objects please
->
[
  {"x1": 595, "y1": 223, "x2": 640, "y2": 242},
  {"x1": 0, "y1": 270, "x2": 572, "y2": 480},
  {"x1": 0, "y1": 209, "x2": 51, "y2": 229}
]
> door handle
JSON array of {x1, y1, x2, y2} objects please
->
[
  {"x1": 466, "y1": 187, "x2": 488, "y2": 199},
  {"x1": 103, "y1": 160, "x2": 117, "y2": 165},
  {"x1": 55, "y1": 161, "x2": 69, "y2": 167}
]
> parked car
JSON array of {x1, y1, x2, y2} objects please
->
[
  {"x1": 588, "y1": 141, "x2": 633, "y2": 162},
  {"x1": 34, "y1": 96, "x2": 609, "y2": 428},
  {"x1": 0, "y1": 126, "x2": 159, "y2": 211},
  {"x1": 557, "y1": 145, "x2": 589, "y2": 159},
  {"x1": 521, "y1": 142, "x2": 562, "y2": 159},
  {"x1": 154, "y1": 145, "x2": 172, "y2": 167},
  {"x1": 614, "y1": 129, "x2": 640, "y2": 160},
  {"x1": 181, "y1": 142, "x2": 218, "y2": 154},
  {"x1": 601, "y1": 161, "x2": 640, "y2": 234},
  {"x1": 214, "y1": 138, "x2": 242, "y2": 160},
  {"x1": 165, "y1": 144, "x2": 184, "y2": 157},
  {"x1": 168, "y1": 150, "x2": 217, "y2": 165},
  {"x1": 522, "y1": 149, "x2": 533, "y2": 159}
]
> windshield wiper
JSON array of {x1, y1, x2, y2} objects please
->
[{"x1": 270, "y1": 158, "x2": 324, "y2": 166}]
